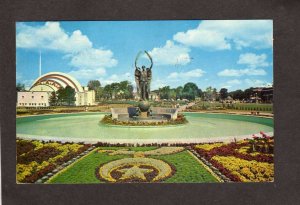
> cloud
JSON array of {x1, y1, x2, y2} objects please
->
[
  {"x1": 16, "y1": 22, "x2": 118, "y2": 82},
  {"x1": 218, "y1": 52, "x2": 269, "y2": 77},
  {"x1": 16, "y1": 22, "x2": 92, "y2": 53},
  {"x1": 100, "y1": 72, "x2": 132, "y2": 85},
  {"x1": 244, "y1": 79, "x2": 268, "y2": 87},
  {"x1": 173, "y1": 20, "x2": 273, "y2": 50},
  {"x1": 68, "y1": 68, "x2": 106, "y2": 80},
  {"x1": 218, "y1": 68, "x2": 267, "y2": 77},
  {"x1": 66, "y1": 48, "x2": 118, "y2": 79},
  {"x1": 68, "y1": 48, "x2": 117, "y2": 68},
  {"x1": 238, "y1": 53, "x2": 269, "y2": 68},
  {"x1": 167, "y1": 68, "x2": 205, "y2": 79},
  {"x1": 151, "y1": 79, "x2": 167, "y2": 90},
  {"x1": 226, "y1": 79, "x2": 242, "y2": 85},
  {"x1": 220, "y1": 85, "x2": 232, "y2": 89},
  {"x1": 148, "y1": 40, "x2": 191, "y2": 66}
]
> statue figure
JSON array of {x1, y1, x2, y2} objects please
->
[{"x1": 135, "y1": 51, "x2": 153, "y2": 100}]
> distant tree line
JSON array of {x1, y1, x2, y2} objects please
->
[
  {"x1": 87, "y1": 80, "x2": 134, "y2": 101},
  {"x1": 155, "y1": 84, "x2": 272, "y2": 103},
  {"x1": 17, "y1": 80, "x2": 272, "y2": 104}
]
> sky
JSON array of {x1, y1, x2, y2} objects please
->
[{"x1": 16, "y1": 20, "x2": 273, "y2": 91}]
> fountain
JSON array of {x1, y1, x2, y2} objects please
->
[{"x1": 108, "y1": 51, "x2": 181, "y2": 125}]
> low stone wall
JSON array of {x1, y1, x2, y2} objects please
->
[
  {"x1": 151, "y1": 107, "x2": 178, "y2": 120},
  {"x1": 111, "y1": 107, "x2": 179, "y2": 120},
  {"x1": 111, "y1": 107, "x2": 139, "y2": 119}
]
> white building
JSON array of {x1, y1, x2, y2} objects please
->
[
  {"x1": 17, "y1": 91, "x2": 50, "y2": 107},
  {"x1": 17, "y1": 72, "x2": 95, "y2": 107}
]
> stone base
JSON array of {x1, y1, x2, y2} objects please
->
[{"x1": 140, "y1": 112, "x2": 148, "y2": 118}]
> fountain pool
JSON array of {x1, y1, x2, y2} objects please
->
[{"x1": 16, "y1": 112, "x2": 273, "y2": 144}]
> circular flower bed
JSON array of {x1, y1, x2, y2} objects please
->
[
  {"x1": 100, "y1": 114, "x2": 188, "y2": 126},
  {"x1": 97, "y1": 157, "x2": 174, "y2": 182}
]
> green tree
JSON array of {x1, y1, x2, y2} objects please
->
[
  {"x1": 244, "y1": 87, "x2": 254, "y2": 100},
  {"x1": 49, "y1": 91, "x2": 58, "y2": 106},
  {"x1": 87, "y1": 80, "x2": 101, "y2": 90},
  {"x1": 169, "y1": 89, "x2": 176, "y2": 100},
  {"x1": 182, "y1": 82, "x2": 199, "y2": 100},
  {"x1": 198, "y1": 88, "x2": 203, "y2": 99},
  {"x1": 87, "y1": 80, "x2": 102, "y2": 102},
  {"x1": 16, "y1": 83, "x2": 25, "y2": 91},
  {"x1": 159, "y1": 86, "x2": 171, "y2": 100},
  {"x1": 219, "y1": 88, "x2": 228, "y2": 100},
  {"x1": 103, "y1": 84, "x2": 112, "y2": 99},
  {"x1": 95, "y1": 87, "x2": 104, "y2": 101},
  {"x1": 57, "y1": 86, "x2": 76, "y2": 105},
  {"x1": 230, "y1": 89, "x2": 244, "y2": 100},
  {"x1": 175, "y1": 86, "x2": 183, "y2": 100},
  {"x1": 204, "y1": 86, "x2": 213, "y2": 101},
  {"x1": 65, "y1": 86, "x2": 76, "y2": 105}
]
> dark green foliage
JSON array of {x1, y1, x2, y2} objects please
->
[
  {"x1": 57, "y1": 86, "x2": 76, "y2": 106},
  {"x1": 16, "y1": 83, "x2": 25, "y2": 91}
]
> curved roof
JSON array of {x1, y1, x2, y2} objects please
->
[{"x1": 30, "y1": 72, "x2": 84, "y2": 92}]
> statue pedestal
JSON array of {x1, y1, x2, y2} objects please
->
[{"x1": 140, "y1": 112, "x2": 148, "y2": 118}]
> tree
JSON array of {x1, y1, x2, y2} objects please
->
[
  {"x1": 65, "y1": 86, "x2": 76, "y2": 105},
  {"x1": 244, "y1": 87, "x2": 254, "y2": 100},
  {"x1": 182, "y1": 82, "x2": 199, "y2": 100},
  {"x1": 95, "y1": 87, "x2": 104, "y2": 101},
  {"x1": 103, "y1": 84, "x2": 112, "y2": 100},
  {"x1": 219, "y1": 88, "x2": 228, "y2": 100},
  {"x1": 119, "y1": 81, "x2": 133, "y2": 99},
  {"x1": 49, "y1": 91, "x2": 58, "y2": 106},
  {"x1": 212, "y1": 88, "x2": 217, "y2": 101},
  {"x1": 175, "y1": 86, "x2": 183, "y2": 99},
  {"x1": 198, "y1": 88, "x2": 203, "y2": 99},
  {"x1": 158, "y1": 86, "x2": 171, "y2": 99},
  {"x1": 16, "y1": 83, "x2": 25, "y2": 91},
  {"x1": 57, "y1": 86, "x2": 76, "y2": 105},
  {"x1": 87, "y1": 80, "x2": 101, "y2": 90},
  {"x1": 87, "y1": 80, "x2": 102, "y2": 102},
  {"x1": 204, "y1": 86, "x2": 213, "y2": 101},
  {"x1": 231, "y1": 89, "x2": 244, "y2": 100}
]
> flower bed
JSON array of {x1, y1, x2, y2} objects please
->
[
  {"x1": 48, "y1": 147, "x2": 219, "y2": 183},
  {"x1": 100, "y1": 114, "x2": 188, "y2": 126},
  {"x1": 16, "y1": 139, "x2": 92, "y2": 183},
  {"x1": 192, "y1": 132, "x2": 274, "y2": 182}
]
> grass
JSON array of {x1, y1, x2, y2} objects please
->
[
  {"x1": 191, "y1": 101, "x2": 273, "y2": 113},
  {"x1": 152, "y1": 151, "x2": 218, "y2": 183},
  {"x1": 184, "y1": 112, "x2": 273, "y2": 127},
  {"x1": 48, "y1": 147, "x2": 218, "y2": 183}
]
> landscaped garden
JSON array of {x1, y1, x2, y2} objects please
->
[
  {"x1": 191, "y1": 132, "x2": 274, "y2": 182},
  {"x1": 16, "y1": 134, "x2": 274, "y2": 183},
  {"x1": 48, "y1": 146, "x2": 219, "y2": 183},
  {"x1": 16, "y1": 139, "x2": 92, "y2": 183}
]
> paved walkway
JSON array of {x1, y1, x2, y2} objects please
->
[{"x1": 178, "y1": 102, "x2": 195, "y2": 111}]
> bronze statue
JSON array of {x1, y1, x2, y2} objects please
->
[{"x1": 135, "y1": 51, "x2": 153, "y2": 100}]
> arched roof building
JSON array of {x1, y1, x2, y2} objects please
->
[
  {"x1": 30, "y1": 72, "x2": 84, "y2": 92},
  {"x1": 17, "y1": 72, "x2": 95, "y2": 107}
]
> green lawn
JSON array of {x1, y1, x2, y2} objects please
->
[
  {"x1": 191, "y1": 101, "x2": 273, "y2": 112},
  {"x1": 48, "y1": 147, "x2": 218, "y2": 183}
]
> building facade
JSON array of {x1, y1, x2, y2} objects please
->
[
  {"x1": 17, "y1": 72, "x2": 95, "y2": 107},
  {"x1": 17, "y1": 91, "x2": 50, "y2": 107}
]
